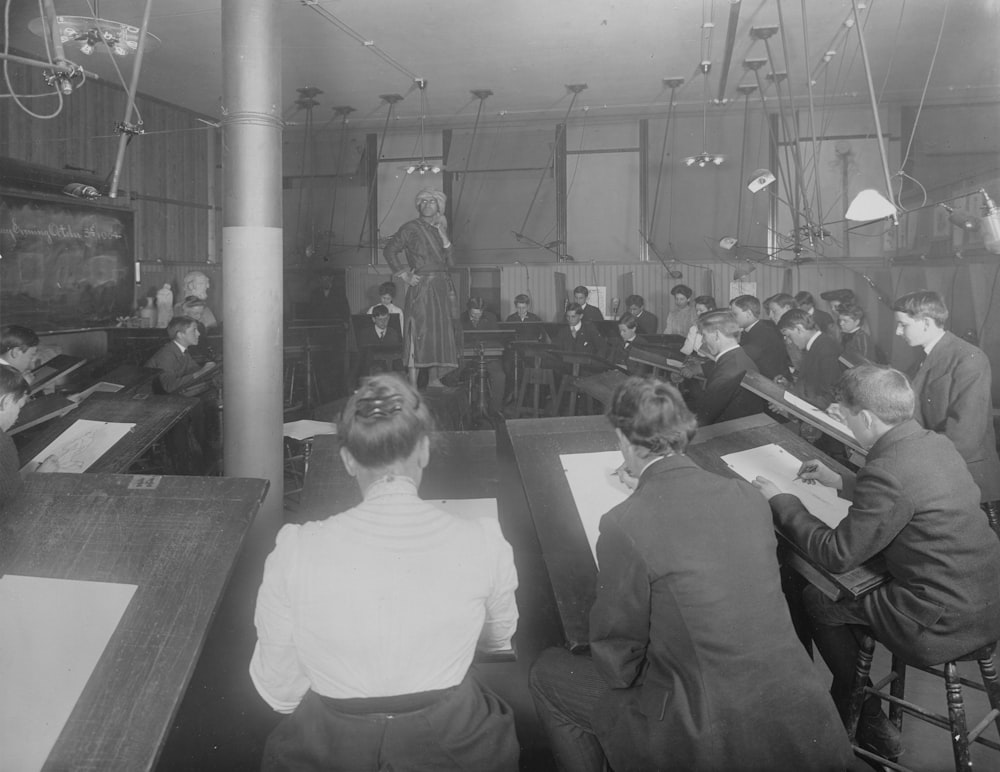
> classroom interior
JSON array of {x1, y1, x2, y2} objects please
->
[{"x1": 2, "y1": 0, "x2": 1000, "y2": 769}]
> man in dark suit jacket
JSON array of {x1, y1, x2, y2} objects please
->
[
  {"x1": 695, "y1": 310, "x2": 766, "y2": 425},
  {"x1": 460, "y1": 297, "x2": 506, "y2": 412},
  {"x1": 625, "y1": 294, "x2": 658, "y2": 336},
  {"x1": 604, "y1": 313, "x2": 642, "y2": 370},
  {"x1": 730, "y1": 295, "x2": 791, "y2": 380},
  {"x1": 505, "y1": 293, "x2": 541, "y2": 323},
  {"x1": 755, "y1": 366, "x2": 1000, "y2": 759},
  {"x1": 356, "y1": 305, "x2": 403, "y2": 375},
  {"x1": 531, "y1": 378, "x2": 853, "y2": 772},
  {"x1": 778, "y1": 309, "x2": 844, "y2": 410},
  {"x1": 553, "y1": 303, "x2": 605, "y2": 357},
  {"x1": 145, "y1": 316, "x2": 217, "y2": 395},
  {"x1": 894, "y1": 291, "x2": 1000, "y2": 509},
  {"x1": 573, "y1": 286, "x2": 604, "y2": 323}
]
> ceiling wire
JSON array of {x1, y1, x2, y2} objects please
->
[
  {"x1": 515, "y1": 87, "x2": 584, "y2": 241},
  {"x1": 85, "y1": 0, "x2": 142, "y2": 124},
  {"x1": 894, "y1": 0, "x2": 950, "y2": 208},
  {"x1": 3, "y1": 0, "x2": 64, "y2": 118},
  {"x1": 300, "y1": 1, "x2": 420, "y2": 84}
]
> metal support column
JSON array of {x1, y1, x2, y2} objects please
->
[{"x1": 221, "y1": 0, "x2": 284, "y2": 527}]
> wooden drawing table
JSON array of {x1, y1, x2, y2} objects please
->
[
  {"x1": 740, "y1": 370, "x2": 867, "y2": 458},
  {"x1": 9, "y1": 393, "x2": 78, "y2": 436},
  {"x1": 0, "y1": 472, "x2": 268, "y2": 772},
  {"x1": 500, "y1": 413, "x2": 886, "y2": 651},
  {"x1": 16, "y1": 392, "x2": 197, "y2": 473},
  {"x1": 297, "y1": 430, "x2": 499, "y2": 519}
]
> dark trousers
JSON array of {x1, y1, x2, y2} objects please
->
[
  {"x1": 262, "y1": 676, "x2": 519, "y2": 772},
  {"x1": 803, "y1": 584, "x2": 880, "y2": 718},
  {"x1": 529, "y1": 647, "x2": 610, "y2": 772}
]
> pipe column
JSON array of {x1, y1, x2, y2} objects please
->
[{"x1": 221, "y1": 0, "x2": 284, "y2": 527}]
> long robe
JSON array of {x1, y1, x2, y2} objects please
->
[{"x1": 383, "y1": 219, "x2": 458, "y2": 369}]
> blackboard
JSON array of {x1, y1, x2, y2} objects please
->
[{"x1": 0, "y1": 191, "x2": 135, "y2": 331}]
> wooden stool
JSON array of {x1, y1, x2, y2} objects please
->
[
  {"x1": 847, "y1": 634, "x2": 1000, "y2": 770},
  {"x1": 513, "y1": 342, "x2": 556, "y2": 418}
]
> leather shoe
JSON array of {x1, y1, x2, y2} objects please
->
[{"x1": 856, "y1": 712, "x2": 904, "y2": 759}]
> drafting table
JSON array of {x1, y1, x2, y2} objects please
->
[
  {"x1": 740, "y1": 370, "x2": 867, "y2": 459},
  {"x1": 16, "y1": 392, "x2": 197, "y2": 473},
  {"x1": 500, "y1": 413, "x2": 887, "y2": 651},
  {"x1": 0, "y1": 472, "x2": 268, "y2": 772}
]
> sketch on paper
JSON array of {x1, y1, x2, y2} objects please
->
[{"x1": 22, "y1": 419, "x2": 135, "y2": 474}]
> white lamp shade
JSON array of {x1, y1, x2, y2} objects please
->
[{"x1": 845, "y1": 189, "x2": 897, "y2": 221}]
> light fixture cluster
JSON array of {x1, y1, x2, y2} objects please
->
[
  {"x1": 684, "y1": 152, "x2": 724, "y2": 168},
  {"x1": 29, "y1": 15, "x2": 160, "y2": 57},
  {"x1": 405, "y1": 162, "x2": 441, "y2": 175},
  {"x1": 56, "y1": 17, "x2": 146, "y2": 56}
]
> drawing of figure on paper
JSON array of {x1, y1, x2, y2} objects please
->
[{"x1": 23, "y1": 419, "x2": 135, "y2": 475}]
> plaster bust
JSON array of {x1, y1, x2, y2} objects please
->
[{"x1": 174, "y1": 271, "x2": 218, "y2": 327}]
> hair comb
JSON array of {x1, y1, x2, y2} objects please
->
[{"x1": 356, "y1": 393, "x2": 405, "y2": 420}]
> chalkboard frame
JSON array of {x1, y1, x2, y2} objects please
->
[{"x1": 0, "y1": 190, "x2": 135, "y2": 331}]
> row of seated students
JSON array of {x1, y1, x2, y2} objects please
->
[{"x1": 248, "y1": 366, "x2": 1000, "y2": 769}]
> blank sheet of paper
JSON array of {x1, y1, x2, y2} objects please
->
[
  {"x1": 560, "y1": 451, "x2": 633, "y2": 563},
  {"x1": 21, "y1": 419, "x2": 135, "y2": 473},
  {"x1": 0, "y1": 575, "x2": 137, "y2": 772},
  {"x1": 721, "y1": 443, "x2": 850, "y2": 528}
]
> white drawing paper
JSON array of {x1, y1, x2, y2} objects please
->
[
  {"x1": 0, "y1": 575, "x2": 137, "y2": 772},
  {"x1": 560, "y1": 451, "x2": 633, "y2": 563},
  {"x1": 721, "y1": 443, "x2": 850, "y2": 528},
  {"x1": 282, "y1": 420, "x2": 338, "y2": 441},
  {"x1": 22, "y1": 419, "x2": 135, "y2": 473},
  {"x1": 783, "y1": 392, "x2": 850, "y2": 435}
]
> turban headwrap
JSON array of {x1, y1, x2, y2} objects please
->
[{"x1": 415, "y1": 188, "x2": 446, "y2": 210}]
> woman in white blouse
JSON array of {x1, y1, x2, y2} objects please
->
[{"x1": 250, "y1": 373, "x2": 520, "y2": 771}]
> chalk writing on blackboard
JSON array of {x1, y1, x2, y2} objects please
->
[{"x1": 0, "y1": 192, "x2": 134, "y2": 330}]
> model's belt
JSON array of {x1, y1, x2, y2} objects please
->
[{"x1": 315, "y1": 684, "x2": 458, "y2": 715}]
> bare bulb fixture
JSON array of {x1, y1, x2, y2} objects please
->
[{"x1": 29, "y1": 15, "x2": 161, "y2": 57}]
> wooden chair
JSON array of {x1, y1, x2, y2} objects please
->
[
  {"x1": 512, "y1": 341, "x2": 557, "y2": 418},
  {"x1": 846, "y1": 634, "x2": 1000, "y2": 771}
]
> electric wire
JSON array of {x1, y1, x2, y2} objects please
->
[
  {"x1": 3, "y1": 0, "x2": 64, "y2": 118},
  {"x1": 85, "y1": 0, "x2": 143, "y2": 125}
]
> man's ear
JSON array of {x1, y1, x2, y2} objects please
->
[{"x1": 339, "y1": 446, "x2": 359, "y2": 478}]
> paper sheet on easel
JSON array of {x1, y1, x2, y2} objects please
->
[
  {"x1": 21, "y1": 419, "x2": 135, "y2": 473},
  {"x1": 560, "y1": 451, "x2": 633, "y2": 563},
  {"x1": 721, "y1": 443, "x2": 850, "y2": 528},
  {"x1": 783, "y1": 392, "x2": 849, "y2": 434},
  {"x1": 0, "y1": 575, "x2": 137, "y2": 771}
]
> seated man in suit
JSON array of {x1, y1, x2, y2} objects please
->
[
  {"x1": 730, "y1": 295, "x2": 791, "y2": 381},
  {"x1": 460, "y1": 297, "x2": 506, "y2": 414},
  {"x1": 145, "y1": 316, "x2": 219, "y2": 473},
  {"x1": 146, "y1": 316, "x2": 218, "y2": 396},
  {"x1": 754, "y1": 366, "x2": 1000, "y2": 760},
  {"x1": 695, "y1": 310, "x2": 766, "y2": 426},
  {"x1": 356, "y1": 304, "x2": 404, "y2": 376},
  {"x1": 777, "y1": 309, "x2": 843, "y2": 410},
  {"x1": 893, "y1": 290, "x2": 1000, "y2": 520},
  {"x1": 506, "y1": 293, "x2": 541, "y2": 323},
  {"x1": 0, "y1": 325, "x2": 40, "y2": 380},
  {"x1": 838, "y1": 304, "x2": 885, "y2": 365},
  {"x1": 366, "y1": 281, "x2": 404, "y2": 330},
  {"x1": 553, "y1": 303, "x2": 605, "y2": 356},
  {"x1": 625, "y1": 294, "x2": 658, "y2": 335},
  {"x1": 606, "y1": 313, "x2": 642, "y2": 370},
  {"x1": 796, "y1": 290, "x2": 838, "y2": 338},
  {"x1": 573, "y1": 286, "x2": 604, "y2": 323},
  {"x1": 765, "y1": 292, "x2": 802, "y2": 370}
]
